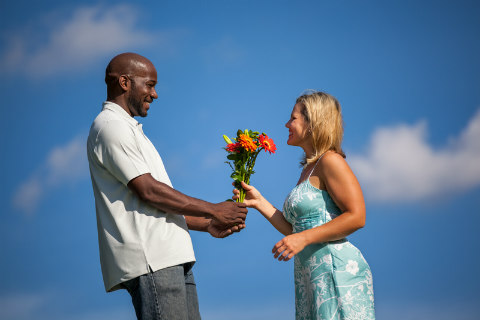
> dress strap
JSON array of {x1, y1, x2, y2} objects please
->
[{"x1": 307, "y1": 152, "x2": 328, "y2": 178}]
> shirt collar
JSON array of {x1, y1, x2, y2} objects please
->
[{"x1": 102, "y1": 101, "x2": 140, "y2": 127}]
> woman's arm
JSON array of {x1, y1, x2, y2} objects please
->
[
  {"x1": 273, "y1": 152, "x2": 366, "y2": 261},
  {"x1": 233, "y1": 182, "x2": 292, "y2": 236}
]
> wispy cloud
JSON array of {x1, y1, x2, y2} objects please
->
[
  {"x1": 12, "y1": 135, "x2": 87, "y2": 215},
  {"x1": 0, "y1": 292, "x2": 50, "y2": 320},
  {"x1": 202, "y1": 36, "x2": 246, "y2": 68},
  {"x1": 0, "y1": 4, "x2": 164, "y2": 76},
  {"x1": 349, "y1": 109, "x2": 480, "y2": 203},
  {"x1": 0, "y1": 291, "x2": 133, "y2": 320}
]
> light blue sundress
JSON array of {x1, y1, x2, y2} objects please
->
[{"x1": 283, "y1": 161, "x2": 375, "y2": 320}]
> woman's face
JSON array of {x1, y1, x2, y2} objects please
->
[{"x1": 285, "y1": 103, "x2": 310, "y2": 147}]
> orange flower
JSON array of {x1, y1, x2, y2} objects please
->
[
  {"x1": 259, "y1": 134, "x2": 276, "y2": 154},
  {"x1": 226, "y1": 142, "x2": 241, "y2": 153},
  {"x1": 238, "y1": 134, "x2": 257, "y2": 152}
]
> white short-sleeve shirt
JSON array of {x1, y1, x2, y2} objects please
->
[{"x1": 87, "y1": 101, "x2": 195, "y2": 292}]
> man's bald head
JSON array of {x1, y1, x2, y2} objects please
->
[
  {"x1": 105, "y1": 53, "x2": 156, "y2": 98},
  {"x1": 104, "y1": 53, "x2": 158, "y2": 117}
]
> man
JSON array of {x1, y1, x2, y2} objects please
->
[{"x1": 87, "y1": 52, "x2": 247, "y2": 320}]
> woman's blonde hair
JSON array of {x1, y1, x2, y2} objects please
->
[{"x1": 296, "y1": 90, "x2": 345, "y2": 166}]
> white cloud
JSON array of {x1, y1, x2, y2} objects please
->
[
  {"x1": 46, "y1": 137, "x2": 87, "y2": 185},
  {"x1": 1, "y1": 4, "x2": 160, "y2": 76},
  {"x1": 12, "y1": 176, "x2": 43, "y2": 215},
  {"x1": 0, "y1": 292, "x2": 133, "y2": 320},
  {"x1": 349, "y1": 109, "x2": 480, "y2": 203},
  {"x1": 12, "y1": 135, "x2": 87, "y2": 214},
  {"x1": 202, "y1": 36, "x2": 246, "y2": 68},
  {"x1": 0, "y1": 292, "x2": 51, "y2": 320}
]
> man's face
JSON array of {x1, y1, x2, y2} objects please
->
[{"x1": 126, "y1": 64, "x2": 158, "y2": 117}]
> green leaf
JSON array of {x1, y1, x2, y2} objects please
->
[
  {"x1": 231, "y1": 174, "x2": 242, "y2": 180},
  {"x1": 227, "y1": 154, "x2": 237, "y2": 160}
]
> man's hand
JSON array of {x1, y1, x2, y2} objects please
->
[
  {"x1": 207, "y1": 218, "x2": 246, "y2": 238},
  {"x1": 211, "y1": 201, "x2": 248, "y2": 228}
]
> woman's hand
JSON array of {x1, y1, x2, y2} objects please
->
[
  {"x1": 233, "y1": 182, "x2": 293, "y2": 236},
  {"x1": 232, "y1": 181, "x2": 263, "y2": 209},
  {"x1": 272, "y1": 233, "x2": 309, "y2": 261}
]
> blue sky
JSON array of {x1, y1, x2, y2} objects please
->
[{"x1": 1, "y1": 0, "x2": 479, "y2": 319}]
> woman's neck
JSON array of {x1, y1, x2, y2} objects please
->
[{"x1": 301, "y1": 144, "x2": 315, "y2": 159}]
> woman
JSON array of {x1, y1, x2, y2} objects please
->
[{"x1": 234, "y1": 91, "x2": 375, "y2": 319}]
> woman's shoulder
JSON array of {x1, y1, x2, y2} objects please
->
[
  {"x1": 317, "y1": 151, "x2": 350, "y2": 175},
  {"x1": 319, "y1": 150, "x2": 345, "y2": 165}
]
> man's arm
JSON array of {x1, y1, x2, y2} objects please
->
[
  {"x1": 184, "y1": 216, "x2": 210, "y2": 232},
  {"x1": 127, "y1": 173, "x2": 247, "y2": 228},
  {"x1": 185, "y1": 216, "x2": 245, "y2": 238}
]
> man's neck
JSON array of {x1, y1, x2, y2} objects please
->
[{"x1": 107, "y1": 97, "x2": 132, "y2": 117}]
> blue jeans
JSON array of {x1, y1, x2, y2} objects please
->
[{"x1": 122, "y1": 263, "x2": 201, "y2": 320}]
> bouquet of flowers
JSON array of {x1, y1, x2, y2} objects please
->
[{"x1": 223, "y1": 129, "x2": 276, "y2": 202}]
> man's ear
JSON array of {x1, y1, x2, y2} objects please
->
[{"x1": 118, "y1": 75, "x2": 130, "y2": 91}]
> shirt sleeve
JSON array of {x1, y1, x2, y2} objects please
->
[{"x1": 93, "y1": 120, "x2": 150, "y2": 185}]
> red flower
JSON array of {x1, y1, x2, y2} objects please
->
[
  {"x1": 238, "y1": 134, "x2": 258, "y2": 152},
  {"x1": 226, "y1": 142, "x2": 241, "y2": 153},
  {"x1": 259, "y1": 134, "x2": 276, "y2": 154}
]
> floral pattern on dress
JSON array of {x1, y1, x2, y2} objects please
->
[{"x1": 283, "y1": 180, "x2": 375, "y2": 319}]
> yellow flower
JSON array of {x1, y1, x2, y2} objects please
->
[{"x1": 238, "y1": 134, "x2": 257, "y2": 152}]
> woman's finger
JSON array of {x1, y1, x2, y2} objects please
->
[
  {"x1": 278, "y1": 248, "x2": 291, "y2": 261},
  {"x1": 273, "y1": 244, "x2": 287, "y2": 259},
  {"x1": 272, "y1": 239, "x2": 284, "y2": 253},
  {"x1": 283, "y1": 252, "x2": 295, "y2": 261}
]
